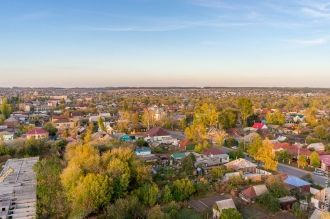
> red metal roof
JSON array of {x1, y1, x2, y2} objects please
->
[
  {"x1": 26, "y1": 128, "x2": 48, "y2": 135},
  {"x1": 273, "y1": 142, "x2": 311, "y2": 157},
  {"x1": 252, "y1": 122, "x2": 264, "y2": 129}
]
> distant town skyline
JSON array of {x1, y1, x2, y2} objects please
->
[{"x1": 1, "y1": 0, "x2": 330, "y2": 87}]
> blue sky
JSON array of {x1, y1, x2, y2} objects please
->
[{"x1": 0, "y1": 0, "x2": 330, "y2": 87}]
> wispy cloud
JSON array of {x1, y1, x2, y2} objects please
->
[
  {"x1": 286, "y1": 38, "x2": 328, "y2": 46},
  {"x1": 17, "y1": 11, "x2": 51, "y2": 20}
]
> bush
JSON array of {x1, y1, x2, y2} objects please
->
[
  {"x1": 224, "y1": 138, "x2": 238, "y2": 147},
  {"x1": 256, "y1": 193, "x2": 280, "y2": 212}
]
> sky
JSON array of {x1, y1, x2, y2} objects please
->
[{"x1": 0, "y1": 0, "x2": 330, "y2": 88}]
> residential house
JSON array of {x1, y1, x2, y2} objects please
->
[
  {"x1": 311, "y1": 187, "x2": 330, "y2": 211},
  {"x1": 225, "y1": 158, "x2": 257, "y2": 173},
  {"x1": 307, "y1": 143, "x2": 325, "y2": 152},
  {"x1": 144, "y1": 127, "x2": 178, "y2": 146},
  {"x1": 213, "y1": 198, "x2": 237, "y2": 219},
  {"x1": 52, "y1": 116, "x2": 74, "y2": 131},
  {"x1": 26, "y1": 128, "x2": 49, "y2": 140},
  {"x1": 279, "y1": 196, "x2": 297, "y2": 210},
  {"x1": 252, "y1": 122, "x2": 268, "y2": 130},
  {"x1": 0, "y1": 131, "x2": 14, "y2": 142},
  {"x1": 120, "y1": 134, "x2": 135, "y2": 142},
  {"x1": 283, "y1": 175, "x2": 311, "y2": 193},
  {"x1": 195, "y1": 154, "x2": 229, "y2": 168},
  {"x1": 239, "y1": 184, "x2": 268, "y2": 203},
  {"x1": 135, "y1": 147, "x2": 151, "y2": 156},
  {"x1": 3, "y1": 117, "x2": 20, "y2": 129},
  {"x1": 320, "y1": 155, "x2": 330, "y2": 171}
]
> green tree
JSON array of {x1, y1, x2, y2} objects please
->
[
  {"x1": 256, "y1": 193, "x2": 280, "y2": 212},
  {"x1": 181, "y1": 153, "x2": 196, "y2": 176},
  {"x1": 104, "y1": 196, "x2": 146, "y2": 219},
  {"x1": 71, "y1": 173, "x2": 113, "y2": 217},
  {"x1": 161, "y1": 185, "x2": 173, "y2": 204},
  {"x1": 172, "y1": 178, "x2": 195, "y2": 201},
  {"x1": 147, "y1": 205, "x2": 167, "y2": 219},
  {"x1": 43, "y1": 122, "x2": 58, "y2": 137},
  {"x1": 0, "y1": 97, "x2": 12, "y2": 119},
  {"x1": 238, "y1": 98, "x2": 253, "y2": 127},
  {"x1": 34, "y1": 157, "x2": 69, "y2": 218},
  {"x1": 136, "y1": 183, "x2": 159, "y2": 207},
  {"x1": 220, "y1": 208, "x2": 242, "y2": 219},
  {"x1": 310, "y1": 151, "x2": 321, "y2": 168},
  {"x1": 314, "y1": 125, "x2": 328, "y2": 140}
]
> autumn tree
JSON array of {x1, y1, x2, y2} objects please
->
[
  {"x1": 194, "y1": 103, "x2": 219, "y2": 127},
  {"x1": 247, "y1": 134, "x2": 262, "y2": 159},
  {"x1": 297, "y1": 155, "x2": 308, "y2": 169},
  {"x1": 184, "y1": 123, "x2": 207, "y2": 144},
  {"x1": 160, "y1": 185, "x2": 173, "y2": 204},
  {"x1": 98, "y1": 117, "x2": 106, "y2": 132},
  {"x1": 310, "y1": 151, "x2": 320, "y2": 168},
  {"x1": 255, "y1": 139, "x2": 278, "y2": 171},
  {"x1": 238, "y1": 98, "x2": 253, "y2": 127},
  {"x1": 142, "y1": 108, "x2": 156, "y2": 130},
  {"x1": 84, "y1": 122, "x2": 94, "y2": 144},
  {"x1": 218, "y1": 109, "x2": 237, "y2": 129},
  {"x1": 266, "y1": 111, "x2": 285, "y2": 125}
]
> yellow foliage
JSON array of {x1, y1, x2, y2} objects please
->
[{"x1": 256, "y1": 139, "x2": 278, "y2": 171}]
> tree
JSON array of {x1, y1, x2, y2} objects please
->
[
  {"x1": 213, "y1": 129, "x2": 227, "y2": 146},
  {"x1": 210, "y1": 166, "x2": 226, "y2": 181},
  {"x1": 256, "y1": 193, "x2": 280, "y2": 212},
  {"x1": 161, "y1": 185, "x2": 173, "y2": 204},
  {"x1": 276, "y1": 150, "x2": 292, "y2": 164},
  {"x1": 181, "y1": 153, "x2": 196, "y2": 176},
  {"x1": 43, "y1": 122, "x2": 58, "y2": 137},
  {"x1": 255, "y1": 139, "x2": 277, "y2": 171},
  {"x1": 314, "y1": 125, "x2": 328, "y2": 140},
  {"x1": 305, "y1": 107, "x2": 318, "y2": 126},
  {"x1": 147, "y1": 205, "x2": 167, "y2": 219},
  {"x1": 107, "y1": 158, "x2": 130, "y2": 199},
  {"x1": 194, "y1": 103, "x2": 218, "y2": 127},
  {"x1": 297, "y1": 155, "x2": 308, "y2": 169},
  {"x1": 136, "y1": 183, "x2": 159, "y2": 207},
  {"x1": 218, "y1": 109, "x2": 237, "y2": 129},
  {"x1": 220, "y1": 208, "x2": 242, "y2": 219},
  {"x1": 310, "y1": 151, "x2": 320, "y2": 168},
  {"x1": 266, "y1": 176, "x2": 289, "y2": 198},
  {"x1": 34, "y1": 157, "x2": 69, "y2": 218},
  {"x1": 0, "y1": 97, "x2": 12, "y2": 119},
  {"x1": 104, "y1": 196, "x2": 146, "y2": 219},
  {"x1": 247, "y1": 134, "x2": 262, "y2": 159},
  {"x1": 71, "y1": 173, "x2": 113, "y2": 217},
  {"x1": 98, "y1": 117, "x2": 106, "y2": 132},
  {"x1": 172, "y1": 178, "x2": 195, "y2": 201},
  {"x1": 84, "y1": 122, "x2": 94, "y2": 144},
  {"x1": 266, "y1": 111, "x2": 285, "y2": 125},
  {"x1": 185, "y1": 123, "x2": 207, "y2": 144},
  {"x1": 142, "y1": 108, "x2": 156, "y2": 130},
  {"x1": 238, "y1": 98, "x2": 253, "y2": 127},
  {"x1": 194, "y1": 141, "x2": 209, "y2": 153},
  {"x1": 116, "y1": 111, "x2": 130, "y2": 132}
]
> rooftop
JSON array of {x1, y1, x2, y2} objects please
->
[{"x1": 0, "y1": 157, "x2": 39, "y2": 219}]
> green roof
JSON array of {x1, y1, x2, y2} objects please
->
[{"x1": 171, "y1": 152, "x2": 186, "y2": 160}]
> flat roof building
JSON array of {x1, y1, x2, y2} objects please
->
[{"x1": 0, "y1": 157, "x2": 39, "y2": 219}]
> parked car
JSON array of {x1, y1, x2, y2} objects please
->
[{"x1": 313, "y1": 168, "x2": 326, "y2": 176}]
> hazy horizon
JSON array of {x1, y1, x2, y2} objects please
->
[{"x1": 1, "y1": 0, "x2": 330, "y2": 87}]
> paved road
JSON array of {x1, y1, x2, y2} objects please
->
[{"x1": 221, "y1": 146, "x2": 329, "y2": 187}]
